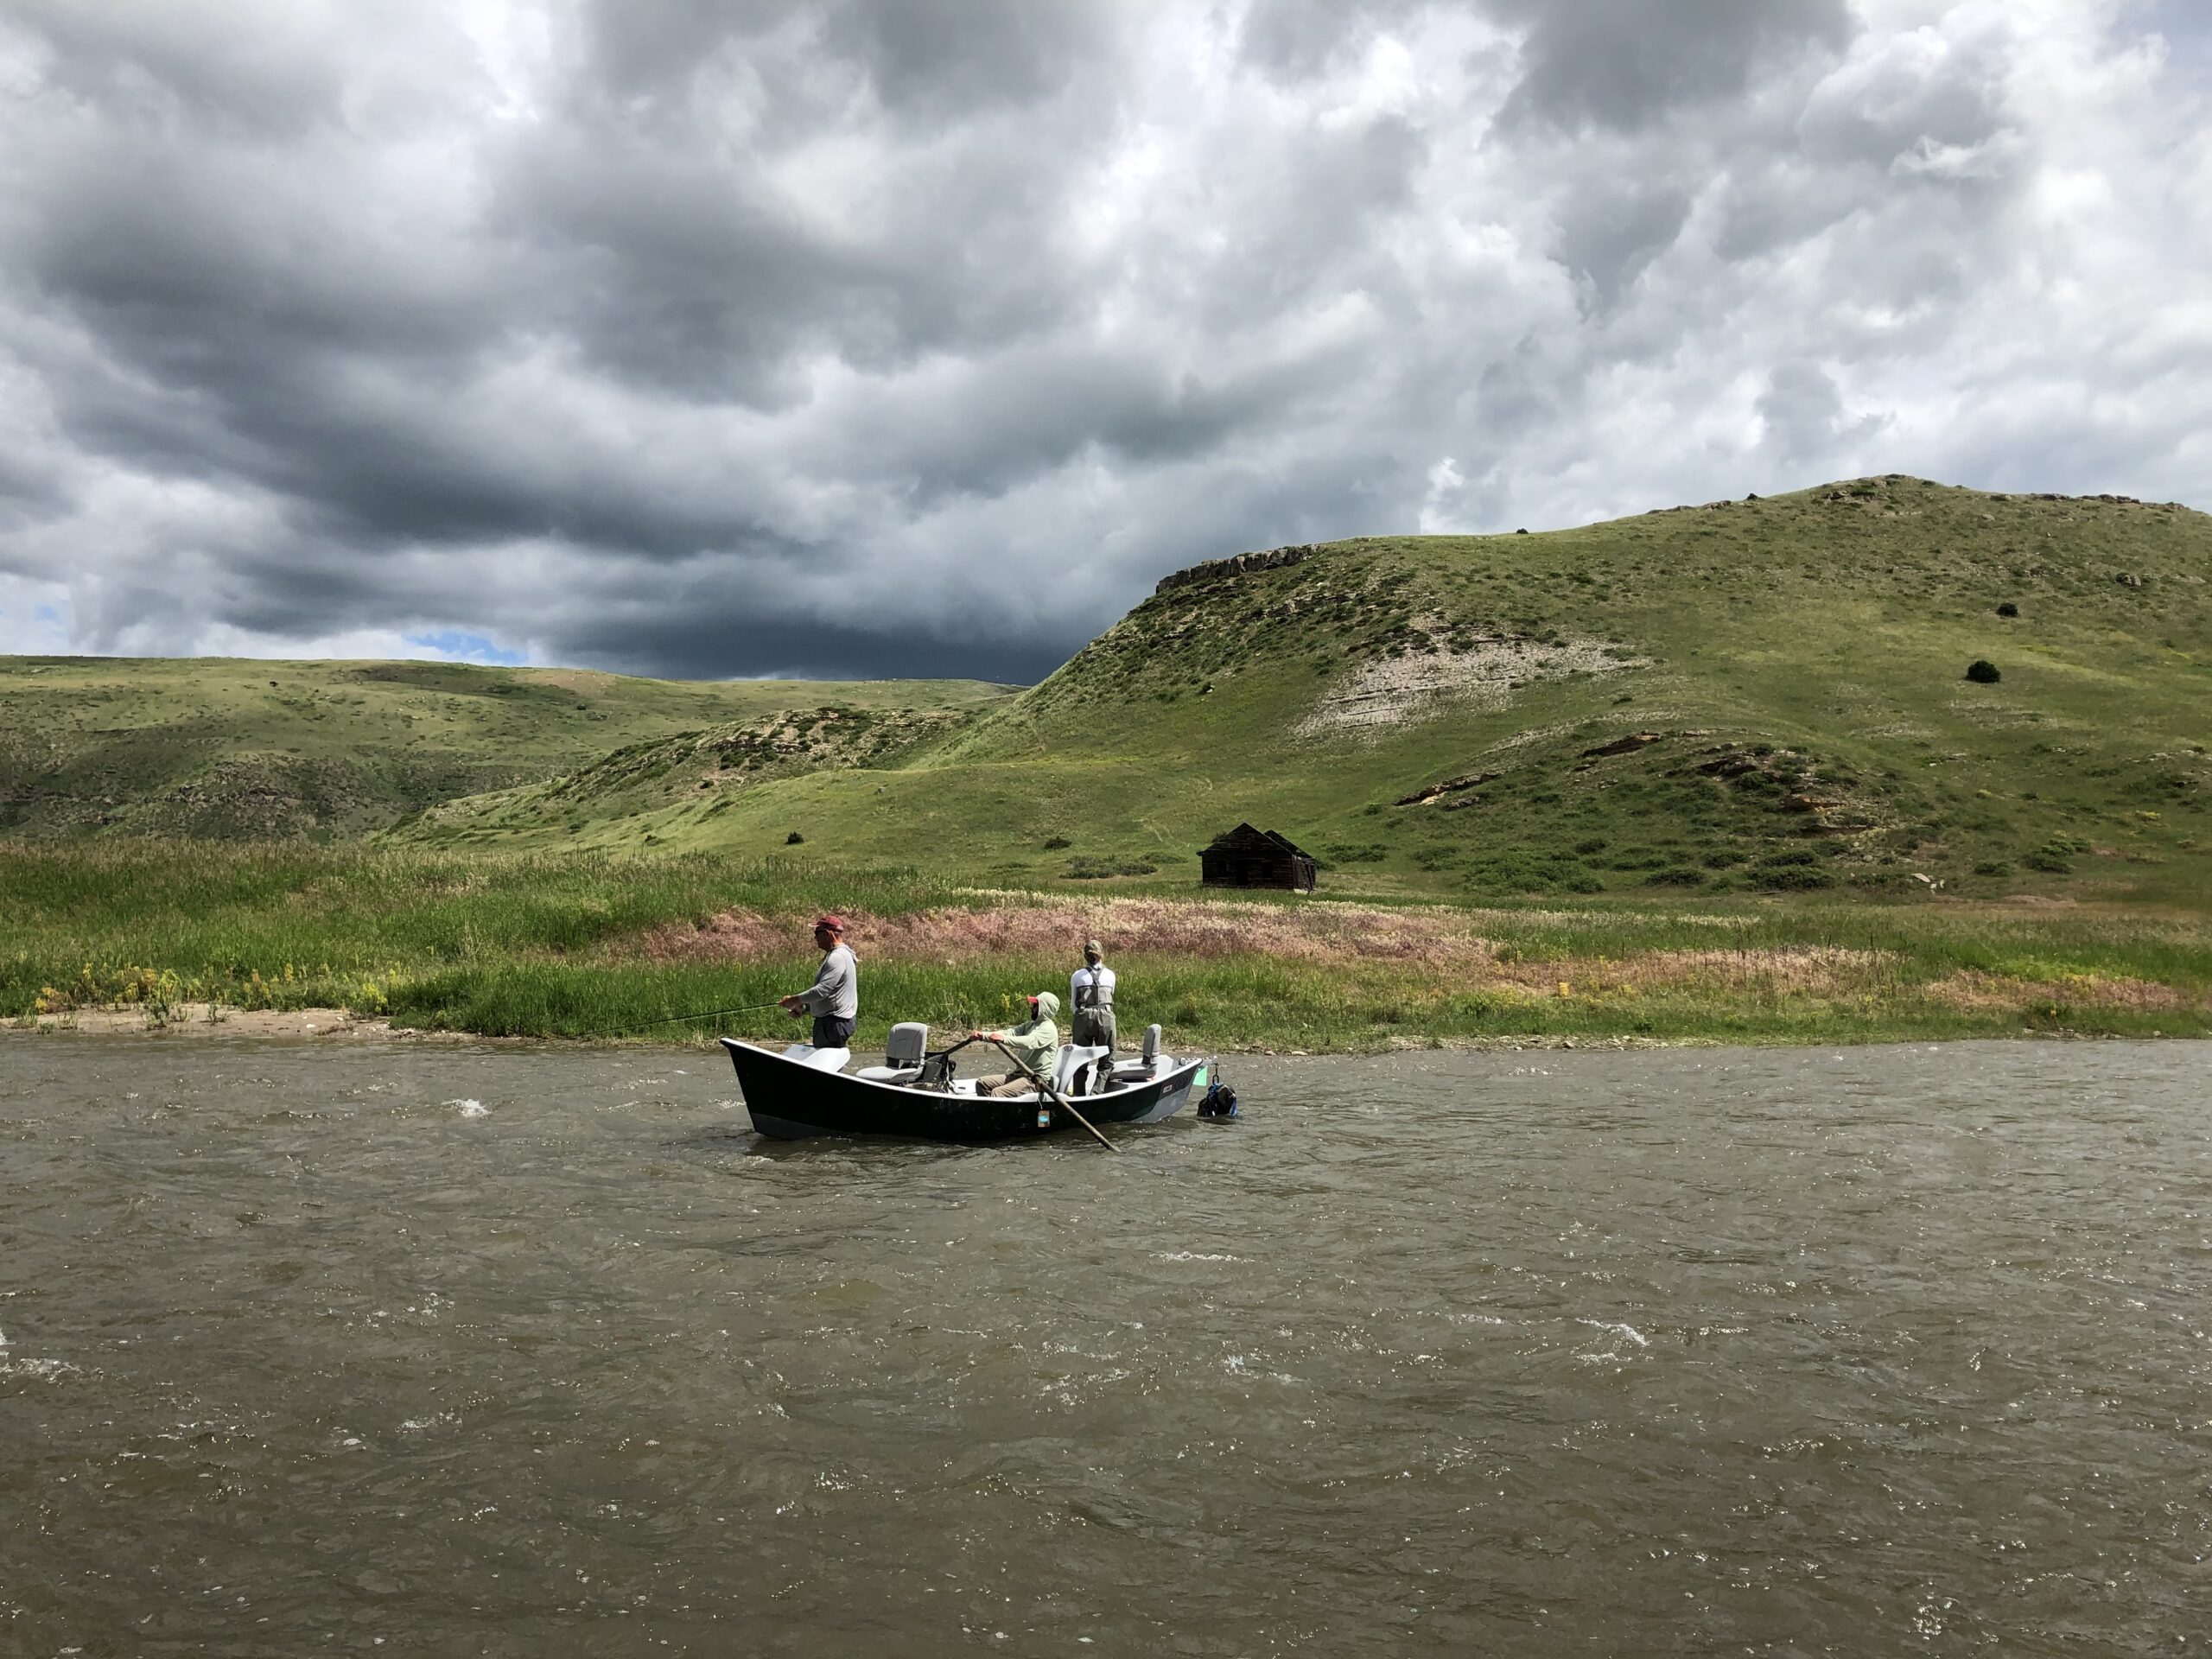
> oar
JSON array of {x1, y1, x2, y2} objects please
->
[{"x1": 987, "y1": 1038, "x2": 1116, "y2": 1153}]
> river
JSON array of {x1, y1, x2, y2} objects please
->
[{"x1": 2, "y1": 1036, "x2": 2206, "y2": 1655}]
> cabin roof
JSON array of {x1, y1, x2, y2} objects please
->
[{"x1": 1199, "y1": 822, "x2": 1313, "y2": 858}]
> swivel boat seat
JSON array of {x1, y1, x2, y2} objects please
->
[
  {"x1": 1112, "y1": 1024, "x2": 1166, "y2": 1082},
  {"x1": 855, "y1": 1022, "x2": 929, "y2": 1084}
]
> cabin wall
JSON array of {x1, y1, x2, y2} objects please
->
[{"x1": 1201, "y1": 851, "x2": 1305, "y2": 889}]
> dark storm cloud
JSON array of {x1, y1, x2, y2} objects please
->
[
  {"x1": 550, "y1": 605, "x2": 1075, "y2": 688},
  {"x1": 1492, "y1": 0, "x2": 1854, "y2": 133},
  {"x1": 577, "y1": 0, "x2": 1115, "y2": 118},
  {"x1": 1551, "y1": 182, "x2": 1696, "y2": 310},
  {"x1": 1236, "y1": 0, "x2": 1437, "y2": 81},
  {"x1": 0, "y1": 2, "x2": 2206, "y2": 676}
]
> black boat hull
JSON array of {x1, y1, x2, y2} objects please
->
[{"x1": 720, "y1": 1039, "x2": 1205, "y2": 1141}]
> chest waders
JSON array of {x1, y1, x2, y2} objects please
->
[{"x1": 1072, "y1": 970, "x2": 1116, "y2": 1052}]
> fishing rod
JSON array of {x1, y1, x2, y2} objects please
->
[{"x1": 627, "y1": 999, "x2": 791, "y2": 1030}]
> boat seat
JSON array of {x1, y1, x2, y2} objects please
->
[
  {"x1": 782, "y1": 1044, "x2": 852, "y2": 1072},
  {"x1": 1110, "y1": 1023, "x2": 1168, "y2": 1080},
  {"x1": 1052, "y1": 1043, "x2": 1111, "y2": 1096},
  {"x1": 856, "y1": 1020, "x2": 929, "y2": 1084}
]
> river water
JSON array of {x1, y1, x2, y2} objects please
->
[{"x1": 2, "y1": 1037, "x2": 2206, "y2": 1656}]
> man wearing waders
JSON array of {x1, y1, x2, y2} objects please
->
[{"x1": 1070, "y1": 938, "x2": 1116, "y2": 1056}]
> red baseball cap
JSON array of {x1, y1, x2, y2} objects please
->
[{"x1": 814, "y1": 914, "x2": 847, "y2": 933}]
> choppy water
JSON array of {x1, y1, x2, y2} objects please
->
[{"x1": 2, "y1": 1037, "x2": 2208, "y2": 1656}]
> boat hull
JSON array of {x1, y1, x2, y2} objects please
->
[{"x1": 720, "y1": 1039, "x2": 1205, "y2": 1141}]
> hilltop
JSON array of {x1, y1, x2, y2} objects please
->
[
  {"x1": 0, "y1": 657, "x2": 1012, "y2": 840},
  {"x1": 392, "y1": 476, "x2": 2211, "y2": 906}
]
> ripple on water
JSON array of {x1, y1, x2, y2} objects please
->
[{"x1": 0, "y1": 1037, "x2": 2208, "y2": 1654}]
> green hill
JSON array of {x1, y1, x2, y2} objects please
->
[
  {"x1": 0, "y1": 657, "x2": 1012, "y2": 840},
  {"x1": 393, "y1": 476, "x2": 2212, "y2": 905}
]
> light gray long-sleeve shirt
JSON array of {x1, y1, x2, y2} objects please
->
[
  {"x1": 792, "y1": 943, "x2": 857, "y2": 1020},
  {"x1": 1071, "y1": 963, "x2": 1116, "y2": 1011}
]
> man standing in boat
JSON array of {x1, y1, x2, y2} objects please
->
[
  {"x1": 779, "y1": 914, "x2": 857, "y2": 1050},
  {"x1": 969, "y1": 991, "x2": 1059, "y2": 1096},
  {"x1": 1070, "y1": 938, "x2": 1116, "y2": 1055}
]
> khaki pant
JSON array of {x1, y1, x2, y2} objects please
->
[{"x1": 972, "y1": 1073, "x2": 1036, "y2": 1097}]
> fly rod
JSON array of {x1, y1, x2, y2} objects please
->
[{"x1": 627, "y1": 999, "x2": 791, "y2": 1029}]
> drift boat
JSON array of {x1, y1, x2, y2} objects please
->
[{"x1": 720, "y1": 1021, "x2": 1209, "y2": 1142}]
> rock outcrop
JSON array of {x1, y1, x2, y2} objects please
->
[{"x1": 1154, "y1": 544, "x2": 1313, "y2": 594}]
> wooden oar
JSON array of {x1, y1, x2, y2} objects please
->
[{"x1": 987, "y1": 1038, "x2": 1116, "y2": 1153}]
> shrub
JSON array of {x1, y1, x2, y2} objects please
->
[
  {"x1": 1762, "y1": 868, "x2": 1835, "y2": 891},
  {"x1": 1996, "y1": 601, "x2": 2018, "y2": 617},
  {"x1": 1965, "y1": 659, "x2": 2002, "y2": 683},
  {"x1": 2022, "y1": 836, "x2": 2084, "y2": 874},
  {"x1": 1702, "y1": 849, "x2": 1746, "y2": 868},
  {"x1": 1573, "y1": 837, "x2": 1608, "y2": 855},
  {"x1": 1973, "y1": 859, "x2": 2014, "y2": 876},
  {"x1": 785, "y1": 831, "x2": 804, "y2": 845},
  {"x1": 1041, "y1": 836, "x2": 1071, "y2": 850},
  {"x1": 1646, "y1": 868, "x2": 1706, "y2": 887},
  {"x1": 1758, "y1": 849, "x2": 1818, "y2": 868}
]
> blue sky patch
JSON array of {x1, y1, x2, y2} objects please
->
[{"x1": 404, "y1": 631, "x2": 524, "y2": 666}]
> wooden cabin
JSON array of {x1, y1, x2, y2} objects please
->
[{"x1": 1199, "y1": 823, "x2": 1318, "y2": 892}]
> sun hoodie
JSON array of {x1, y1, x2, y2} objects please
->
[{"x1": 983, "y1": 991, "x2": 1060, "y2": 1075}]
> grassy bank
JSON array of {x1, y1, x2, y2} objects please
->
[{"x1": 6, "y1": 842, "x2": 2208, "y2": 1050}]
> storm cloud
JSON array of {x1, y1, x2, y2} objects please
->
[{"x1": 0, "y1": 1, "x2": 2205, "y2": 679}]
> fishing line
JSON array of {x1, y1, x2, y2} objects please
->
[{"x1": 625, "y1": 999, "x2": 791, "y2": 1030}]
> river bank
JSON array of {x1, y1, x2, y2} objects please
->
[
  {"x1": 6, "y1": 842, "x2": 2209, "y2": 1050},
  {"x1": 0, "y1": 1005, "x2": 1758, "y2": 1054},
  {"x1": 9, "y1": 996, "x2": 2202, "y2": 1052}
]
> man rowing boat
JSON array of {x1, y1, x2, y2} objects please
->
[
  {"x1": 969, "y1": 991, "x2": 1060, "y2": 1096},
  {"x1": 779, "y1": 914, "x2": 857, "y2": 1050}
]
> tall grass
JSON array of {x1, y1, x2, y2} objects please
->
[
  {"x1": 4, "y1": 841, "x2": 2206, "y2": 1047},
  {"x1": 0, "y1": 842, "x2": 957, "y2": 1017}
]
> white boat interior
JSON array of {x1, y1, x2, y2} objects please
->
[{"x1": 824, "y1": 1022, "x2": 1177, "y2": 1096}]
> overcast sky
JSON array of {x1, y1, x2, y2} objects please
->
[{"x1": 1, "y1": 1, "x2": 2205, "y2": 682}]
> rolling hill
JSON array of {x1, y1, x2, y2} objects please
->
[
  {"x1": 0, "y1": 657, "x2": 1013, "y2": 840},
  {"x1": 387, "y1": 476, "x2": 2212, "y2": 906}
]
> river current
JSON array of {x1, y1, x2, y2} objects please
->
[{"x1": 2, "y1": 1036, "x2": 2206, "y2": 1655}]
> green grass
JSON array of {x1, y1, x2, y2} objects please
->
[
  {"x1": 4, "y1": 842, "x2": 2205, "y2": 1049},
  {"x1": 374, "y1": 478, "x2": 2211, "y2": 910},
  {"x1": 0, "y1": 656, "x2": 1012, "y2": 841}
]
